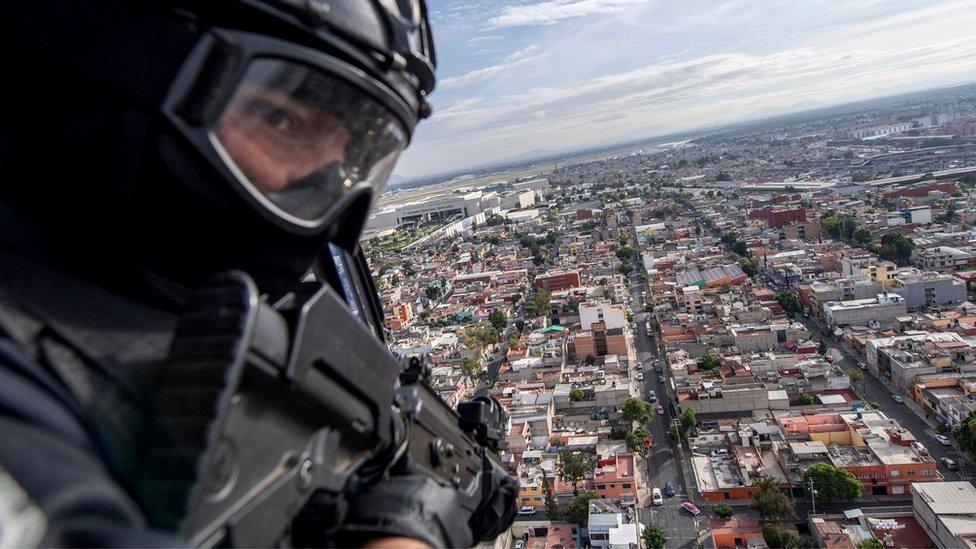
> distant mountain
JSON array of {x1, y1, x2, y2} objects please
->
[{"x1": 496, "y1": 148, "x2": 556, "y2": 164}]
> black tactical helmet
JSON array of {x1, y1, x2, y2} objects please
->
[{"x1": 0, "y1": 0, "x2": 436, "y2": 300}]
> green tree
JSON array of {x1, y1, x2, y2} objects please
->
[
  {"x1": 776, "y1": 292, "x2": 803, "y2": 315},
  {"x1": 697, "y1": 353, "x2": 721, "y2": 371},
  {"x1": 642, "y1": 525, "x2": 667, "y2": 549},
  {"x1": 524, "y1": 290, "x2": 552, "y2": 317},
  {"x1": 644, "y1": 303, "x2": 654, "y2": 313},
  {"x1": 425, "y1": 285, "x2": 441, "y2": 301},
  {"x1": 740, "y1": 258, "x2": 759, "y2": 278},
  {"x1": 542, "y1": 469, "x2": 559, "y2": 520},
  {"x1": 762, "y1": 524, "x2": 806, "y2": 549},
  {"x1": 618, "y1": 263, "x2": 633, "y2": 275},
  {"x1": 568, "y1": 490, "x2": 600, "y2": 526},
  {"x1": 511, "y1": 292, "x2": 523, "y2": 304},
  {"x1": 678, "y1": 408, "x2": 697, "y2": 440},
  {"x1": 622, "y1": 397, "x2": 653, "y2": 423},
  {"x1": 752, "y1": 476, "x2": 794, "y2": 519},
  {"x1": 796, "y1": 393, "x2": 816, "y2": 406},
  {"x1": 460, "y1": 358, "x2": 481, "y2": 378},
  {"x1": 856, "y1": 539, "x2": 883, "y2": 549},
  {"x1": 848, "y1": 369, "x2": 864, "y2": 390},
  {"x1": 733, "y1": 240, "x2": 750, "y2": 257},
  {"x1": 570, "y1": 388, "x2": 585, "y2": 402},
  {"x1": 879, "y1": 232, "x2": 916, "y2": 265},
  {"x1": 852, "y1": 228, "x2": 873, "y2": 246},
  {"x1": 560, "y1": 451, "x2": 592, "y2": 493},
  {"x1": 488, "y1": 309, "x2": 507, "y2": 331},
  {"x1": 721, "y1": 232, "x2": 739, "y2": 246},
  {"x1": 625, "y1": 426, "x2": 652, "y2": 458},
  {"x1": 803, "y1": 462, "x2": 863, "y2": 501},
  {"x1": 713, "y1": 503, "x2": 734, "y2": 519},
  {"x1": 954, "y1": 410, "x2": 976, "y2": 459}
]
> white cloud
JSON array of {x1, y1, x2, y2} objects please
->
[
  {"x1": 504, "y1": 44, "x2": 541, "y2": 62},
  {"x1": 487, "y1": 0, "x2": 651, "y2": 28},
  {"x1": 467, "y1": 34, "x2": 505, "y2": 44},
  {"x1": 438, "y1": 52, "x2": 549, "y2": 90}
]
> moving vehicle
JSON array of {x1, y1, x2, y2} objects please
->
[
  {"x1": 857, "y1": 362, "x2": 867, "y2": 370},
  {"x1": 891, "y1": 394, "x2": 905, "y2": 403},
  {"x1": 637, "y1": 372, "x2": 644, "y2": 381},
  {"x1": 518, "y1": 506, "x2": 535, "y2": 516},
  {"x1": 647, "y1": 390, "x2": 657, "y2": 402},
  {"x1": 681, "y1": 501, "x2": 700, "y2": 515},
  {"x1": 941, "y1": 457, "x2": 958, "y2": 470},
  {"x1": 935, "y1": 434, "x2": 952, "y2": 446},
  {"x1": 657, "y1": 405, "x2": 664, "y2": 415},
  {"x1": 664, "y1": 482, "x2": 675, "y2": 497},
  {"x1": 652, "y1": 488, "x2": 663, "y2": 505}
]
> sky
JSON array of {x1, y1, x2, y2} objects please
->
[{"x1": 394, "y1": 0, "x2": 976, "y2": 178}]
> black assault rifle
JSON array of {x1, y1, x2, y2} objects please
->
[{"x1": 138, "y1": 270, "x2": 508, "y2": 546}]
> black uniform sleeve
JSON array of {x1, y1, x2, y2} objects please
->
[{"x1": 0, "y1": 339, "x2": 181, "y2": 547}]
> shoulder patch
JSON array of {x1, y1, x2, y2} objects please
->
[{"x1": 0, "y1": 465, "x2": 47, "y2": 548}]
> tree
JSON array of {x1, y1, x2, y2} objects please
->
[
  {"x1": 721, "y1": 232, "x2": 739, "y2": 246},
  {"x1": 511, "y1": 292, "x2": 523, "y2": 304},
  {"x1": 856, "y1": 539, "x2": 884, "y2": 549},
  {"x1": 542, "y1": 469, "x2": 559, "y2": 520},
  {"x1": 625, "y1": 426, "x2": 651, "y2": 458},
  {"x1": 762, "y1": 524, "x2": 806, "y2": 549},
  {"x1": 622, "y1": 397, "x2": 653, "y2": 423},
  {"x1": 879, "y1": 232, "x2": 915, "y2": 265},
  {"x1": 642, "y1": 525, "x2": 667, "y2": 549},
  {"x1": 776, "y1": 292, "x2": 803, "y2": 315},
  {"x1": 796, "y1": 393, "x2": 815, "y2": 406},
  {"x1": 462, "y1": 324, "x2": 500, "y2": 357},
  {"x1": 713, "y1": 503, "x2": 734, "y2": 519},
  {"x1": 425, "y1": 285, "x2": 441, "y2": 301},
  {"x1": 678, "y1": 408, "x2": 697, "y2": 440},
  {"x1": 848, "y1": 369, "x2": 864, "y2": 390},
  {"x1": 852, "y1": 228, "x2": 873, "y2": 247},
  {"x1": 508, "y1": 335, "x2": 521, "y2": 350},
  {"x1": 570, "y1": 388, "x2": 585, "y2": 402},
  {"x1": 752, "y1": 476, "x2": 794, "y2": 519},
  {"x1": 524, "y1": 290, "x2": 552, "y2": 318},
  {"x1": 804, "y1": 462, "x2": 863, "y2": 501},
  {"x1": 560, "y1": 451, "x2": 592, "y2": 493},
  {"x1": 954, "y1": 410, "x2": 976, "y2": 459},
  {"x1": 740, "y1": 258, "x2": 759, "y2": 278},
  {"x1": 644, "y1": 303, "x2": 654, "y2": 313},
  {"x1": 568, "y1": 490, "x2": 599, "y2": 526},
  {"x1": 733, "y1": 240, "x2": 750, "y2": 257},
  {"x1": 618, "y1": 264, "x2": 633, "y2": 275},
  {"x1": 460, "y1": 358, "x2": 481, "y2": 378},
  {"x1": 697, "y1": 353, "x2": 721, "y2": 371},
  {"x1": 488, "y1": 309, "x2": 507, "y2": 331}
]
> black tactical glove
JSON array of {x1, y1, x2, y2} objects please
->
[
  {"x1": 338, "y1": 475, "x2": 476, "y2": 547},
  {"x1": 337, "y1": 458, "x2": 519, "y2": 548},
  {"x1": 469, "y1": 456, "x2": 520, "y2": 543}
]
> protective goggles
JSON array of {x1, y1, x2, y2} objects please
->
[{"x1": 163, "y1": 29, "x2": 413, "y2": 234}]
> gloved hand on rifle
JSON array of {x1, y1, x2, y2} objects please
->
[{"x1": 337, "y1": 456, "x2": 519, "y2": 547}]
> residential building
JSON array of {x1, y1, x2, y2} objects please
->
[
  {"x1": 535, "y1": 270, "x2": 583, "y2": 292},
  {"x1": 588, "y1": 499, "x2": 641, "y2": 549},
  {"x1": 889, "y1": 269, "x2": 967, "y2": 310},
  {"x1": 823, "y1": 293, "x2": 907, "y2": 328},
  {"x1": 913, "y1": 481, "x2": 976, "y2": 548},
  {"x1": 918, "y1": 246, "x2": 975, "y2": 273},
  {"x1": 579, "y1": 300, "x2": 628, "y2": 331}
]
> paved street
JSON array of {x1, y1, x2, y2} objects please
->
[{"x1": 630, "y1": 281, "x2": 712, "y2": 548}]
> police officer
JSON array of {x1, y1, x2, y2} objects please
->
[{"x1": 0, "y1": 0, "x2": 515, "y2": 546}]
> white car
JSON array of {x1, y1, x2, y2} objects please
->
[
  {"x1": 891, "y1": 394, "x2": 905, "y2": 403},
  {"x1": 652, "y1": 488, "x2": 663, "y2": 505},
  {"x1": 517, "y1": 506, "x2": 535, "y2": 516},
  {"x1": 637, "y1": 372, "x2": 644, "y2": 381},
  {"x1": 857, "y1": 362, "x2": 867, "y2": 370},
  {"x1": 935, "y1": 434, "x2": 952, "y2": 446},
  {"x1": 636, "y1": 363, "x2": 643, "y2": 370}
]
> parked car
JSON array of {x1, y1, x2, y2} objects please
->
[
  {"x1": 664, "y1": 482, "x2": 675, "y2": 497},
  {"x1": 942, "y1": 457, "x2": 959, "y2": 470},
  {"x1": 652, "y1": 488, "x2": 663, "y2": 505},
  {"x1": 657, "y1": 405, "x2": 664, "y2": 415},
  {"x1": 935, "y1": 434, "x2": 952, "y2": 446},
  {"x1": 637, "y1": 373, "x2": 644, "y2": 381},
  {"x1": 656, "y1": 366, "x2": 663, "y2": 375},
  {"x1": 710, "y1": 449, "x2": 729, "y2": 457},
  {"x1": 681, "y1": 501, "x2": 701, "y2": 515},
  {"x1": 857, "y1": 362, "x2": 867, "y2": 370},
  {"x1": 647, "y1": 390, "x2": 657, "y2": 402},
  {"x1": 515, "y1": 541, "x2": 524, "y2": 549},
  {"x1": 518, "y1": 506, "x2": 535, "y2": 516},
  {"x1": 891, "y1": 394, "x2": 905, "y2": 403},
  {"x1": 636, "y1": 362, "x2": 643, "y2": 370}
]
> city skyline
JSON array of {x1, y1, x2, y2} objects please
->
[{"x1": 395, "y1": 0, "x2": 976, "y2": 178}]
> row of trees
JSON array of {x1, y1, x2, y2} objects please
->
[{"x1": 523, "y1": 290, "x2": 552, "y2": 318}]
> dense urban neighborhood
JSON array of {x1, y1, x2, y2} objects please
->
[{"x1": 365, "y1": 86, "x2": 976, "y2": 549}]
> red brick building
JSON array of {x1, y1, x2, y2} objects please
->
[
  {"x1": 535, "y1": 270, "x2": 582, "y2": 292},
  {"x1": 884, "y1": 182, "x2": 958, "y2": 200},
  {"x1": 748, "y1": 207, "x2": 807, "y2": 229}
]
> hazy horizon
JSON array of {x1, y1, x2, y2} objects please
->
[{"x1": 394, "y1": 0, "x2": 976, "y2": 178}]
